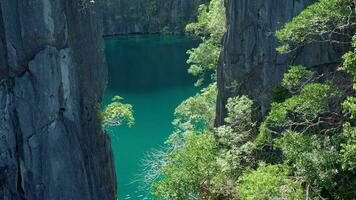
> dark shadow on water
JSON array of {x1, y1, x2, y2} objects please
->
[
  {"x1": 105, "y1": 35, "x2": 200, "y2": 92},
  {"x1": 103, "y1": 35, "x2": 200, "y2": 199}
]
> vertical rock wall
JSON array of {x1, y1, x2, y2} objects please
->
[
  {"x1": 0, "y1": 0, "x2": 116, "y2": 199},
  {"x1": 216, "y1": 0, "x2": 346, "y2": 125}
]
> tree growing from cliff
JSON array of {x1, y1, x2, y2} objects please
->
[
  {"x1": 276, "y1": 0, "x2": 355, "y2": 53},
  {"x1": 101, "y1": 96, "x2": 135, "y2": 128},
  {"x1": 146, "y1": 0, "x2": 356, "y2": 199},
  {"x1": 247, "y1": 0, "x2": 356, "y2": 198},
  {"x1": 185, "y1": 0, "x2": 226, "y2": 86}
]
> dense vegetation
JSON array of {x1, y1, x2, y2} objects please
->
[{"x1": 143, "y1": 0, "x2": 355, "y2": 199}]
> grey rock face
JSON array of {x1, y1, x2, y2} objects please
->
[
  {"x1": 216, "y1": 0, "x2": 346, "y2": 125},
  {"x1": 0, "y1": 0, "x2": 116, "y2": 199},
  {"x1": 101, "y1": 0, "x2": 209, "y2": 35}
]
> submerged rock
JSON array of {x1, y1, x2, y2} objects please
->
[{"x1": 0, "y1": 0, "x2": 116, "y2": 199}]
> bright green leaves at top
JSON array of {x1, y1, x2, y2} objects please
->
[
  {"x1": 276, "y1": 0, "x2": 356, "y2": 53},
  {"x1": 237, "y1": 164, "x2": 304, "y2": 200},
  {"x1": 152, "y1": 131, "x2": 219, "y2": 200},
  {"x1": 185, "y1": 0, "x2": 226, "y2": 86},
  {"x1": 101, "y1": 96, "x2": 135, "y2": 128}
]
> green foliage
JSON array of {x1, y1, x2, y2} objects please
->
[
  {"x1": 277, "y1": 131, "x2": 340, "y2": 190},
  {"x1": 152, "y1": 131, "x2": 219, "y2": 199},
  {"x1": 276, "y1": 0, "x2": 356, "y2": 53},
  {"x1": 271, "y1": 85, "x2": 289, "y2": 103},
  {"x1": 343, "y1": 96, "x2": 356, "y2": 119},
  {"x1": 237, "y1": 164, "x2": 304, "y2": 200},
  {"x1": 148, "y1": 0, "x2": 356, "y2": 199},
  {"x1": 340, "y1": 123, "x2": 356, "y2": 171},
  {"x1": 340, "y1": 35, "x2": 356, "y2": 89},
  {"x1": 258, "y1": 82, "x2": 341, "y2": 144},
  {"x1": 173, "y1": 83, "x2": 217, "y2": 132},
  {"x1": 282, "y1": 65, "x2": 315, "y2": 93},
  {"x1": 187, "y1": 40, "x2": 222, "y2": 86},
  {"x1": 144, "y1": 84, "x2": 218, "y2": 199},
  {"x1": 255, "y1": 70, "x2": 348, "y2": 198},
  {"x1": 215, "y1": 96, "x2": 256, "y2": 177},
  {"x1": 148, "y1": 94, "x2": 256, "y2": 199},
  {"x1": 225, "y1": 96, "x2": 253, "y2": 126},
  {"x1": 101, "y1": 96, "x2": 135, "y2": 128},
  {"x1": 160, "y1": 26, "x2": 171, "y2": 35},
  {"x1": 185, "y1": 0, "x2": 226, "y2": 41},
  {"x1": 185, "y1": 0, "x2": 226, "y2": 86}
]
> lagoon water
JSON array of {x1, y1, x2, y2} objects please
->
[{"x1": 103, "y1": 35, "x2": 200, "y2": 199}]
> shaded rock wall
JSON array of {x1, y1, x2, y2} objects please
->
[
  {"x1": 102, "y1": 0, "x2": 209, "y2": 35},
  {"x1": 216, "y1": 0, "x2": 346, "y2": 125},
  {"x1": 0, "y1": 0, "x2": 116, "y2": 199}
]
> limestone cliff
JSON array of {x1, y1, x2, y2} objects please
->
[
  {"x1": 216, "y1": 0, "x2": 346, "y2": 125},
  {"x1": 0, "y1": 0, "x2": 116, "y2": 199},
  {"x1": 101, "y1": 0, "x2": 208, "y2": 35}
]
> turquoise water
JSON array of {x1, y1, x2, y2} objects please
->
[{"x1": 103, "y1": 35, "x2": 200, "y2": 199}]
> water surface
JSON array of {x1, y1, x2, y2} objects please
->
[{"x1": 104, "y1": 35, "x2": 200, "y2": 199}]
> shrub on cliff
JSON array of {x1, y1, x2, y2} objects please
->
[
  {"x1": 101, "y1": 96, "x2": 135, "y2": 128},
  {"x1": 185, "y1": 0, "x2": 226, "y2": 86}
]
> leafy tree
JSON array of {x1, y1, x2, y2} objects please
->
[
  {"x1": 146, "y1": 94, "x2": 256, "y2": 199},
  {"x1": 143, "y1": 84, "x2": 218, "y2": 199},
  {"x1": 147, "y1": 0, "x2": 356, "y2": 199},
  {"x1": 255, "y1": 66, "x2": 351, "y2": 198},
  {"x1": 282, "y1": 65, "x2": 315, "y2": 93},
  {"x1": 237, "y1": 164, "x2": 304, "y2": 200},
  {"x1": 173, "y1": 83, "x2": 217, "y2": 132},
  {"x1": 339, "y1": 123, "x2": 356, "y2": 171},
  {"x1": 101, "y1": 96, "x2": 135, "y2": 128},
  {"x1": 258, "y1": 80, "x2": 342, "y2": 145},
  {"x1": 276, "y1": 0, "x2": 355, "y2": 53},
  {"x1": 216, "y1": 96, "x2": 256, "y2": 174},
  {"x1": 152, "y1": 131, "x2": 219, "y2": 200},
  {"x1": 185, "y1": 0, "x2": 226, "y2": 86},
  {"x1": 143, "y1": 2, "x2": 227, "y2": 197}
]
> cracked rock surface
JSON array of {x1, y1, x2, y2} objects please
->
[{"x1": 0, "y1": 1, "x2": 116, "y2": 199}]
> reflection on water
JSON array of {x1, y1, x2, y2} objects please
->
[{"x1": 103, "y1": 35, "x2": 200, "y2": 199}]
